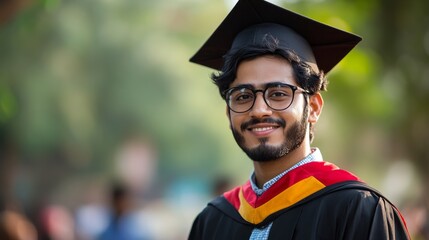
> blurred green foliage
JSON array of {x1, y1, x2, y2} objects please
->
[{"x1": 0, "y1": 0, "x2": 428, "y2": 210}]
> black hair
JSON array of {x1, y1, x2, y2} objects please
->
[{"x1": 211, "y1": 36, "x2": 327, "y2": 98}]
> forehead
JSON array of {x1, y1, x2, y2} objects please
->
[{"x1": 232, "y1": 55, "x2": 297, "y2": 88}]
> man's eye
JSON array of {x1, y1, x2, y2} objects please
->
[
  {"x1": 235, "y1": 93, "x2": 253, "y2": 102},
  {"x1": 271, "y1": 91, "x2": 287, "y2": 97},
  {"x1": 269, "y1": 91, "x2": 290, "y2": 98}
]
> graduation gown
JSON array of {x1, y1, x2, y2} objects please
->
[{"x1": 189, "y1": 161, "x2": 410, "y2": 240}]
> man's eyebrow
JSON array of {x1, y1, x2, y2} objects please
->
[
  {"x1": 265, "y1": 81, "x2": 288, "y2": 88},
  {"x1": 232, "y1": 81, "x2": 287, "y2": 89},
  {"x1": 231, "y1": 83, "x2": 255, "y2": 89}
]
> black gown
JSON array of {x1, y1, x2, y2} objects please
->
[{"x1": 189, "y1": 162, "x2": 410, "y2": 240}]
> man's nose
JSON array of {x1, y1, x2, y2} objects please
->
[{"x1": 249, "y1": 92, "x2": 272, "y2": 118}]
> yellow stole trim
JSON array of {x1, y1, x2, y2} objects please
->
[{"x1": 238, "y1": 176, "x2": 325, "y2": 224}]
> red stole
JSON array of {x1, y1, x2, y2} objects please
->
[{"x1": 223, "y1": 161, "x2": 361, "y2": 224}]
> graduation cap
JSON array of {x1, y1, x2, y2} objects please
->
[{"x1": 190, "y1": 0, "x2": 362, "y2": 74}]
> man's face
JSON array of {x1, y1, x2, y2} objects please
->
[{"x1": 227, "y1": 55, "x2": 309, "y2": 162}]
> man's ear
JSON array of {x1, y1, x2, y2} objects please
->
[{"x1": 308, "y1": 93, "x2": 323, "y2": 124}]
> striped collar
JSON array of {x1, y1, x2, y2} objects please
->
[{"x1": 250, "y1": 148, "x2": 323, "y2": 196}]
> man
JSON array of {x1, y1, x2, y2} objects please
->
[
  {"x1": 98, "y1": 183, "x2": 153, "y2": 240},
  {"x1": 188, "y1": 0, "x2": 410, "y2": 239}
]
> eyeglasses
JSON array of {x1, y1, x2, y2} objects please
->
[{"x1": 223, "y1": 83, "x2": 309, "y2": 113}]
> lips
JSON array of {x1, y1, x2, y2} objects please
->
[
  {"x1": 250, "y1": 126, "x2": 278, "y2": 132},
  {"x1": 247, "y1": 124, "x2": 280, "y2": 137},
  {"x1": 241, "y1": 118, "x2": 286, "y2": 132}
]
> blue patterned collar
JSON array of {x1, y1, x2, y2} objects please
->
[{"x1": 250, "y1": 148, "x2": 323, "y2": 196}]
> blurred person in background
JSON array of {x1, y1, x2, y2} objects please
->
[
  {"x1": 188, "y1": 0, "x2": 410, "y2": 239},
  {"x1": 39, "y1": 205, "x2": 75, "y2": 240},
  {"x1": 212, "y1": 176, "x2": 233, "y2": 197},
  {"x1": 0, "y1": 209, "x2": 37, "y2": 240},
  {"x1": 97, "y1": 183, "x2": 153, "y2": 240}
]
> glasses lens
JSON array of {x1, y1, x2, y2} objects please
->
[
  {"x1": 225, "y1": 84, "x2": 296, "y2": 112},
  {"x1": 264, "y1": 85, "x2": 294, "y2": 110},
  {"x1": 227, "y1": 88, "x2": 254, "y2": 112}
]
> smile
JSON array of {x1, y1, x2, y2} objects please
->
[
  {"x1": 247, "y1": 124, "x2": 281, "y2": 137},
  {"x1": 251, "y1": 126, "x2": 277, "y2": 132},
  {"x1": 241, "y1": 118, "x2": 286, "y2": 132}
]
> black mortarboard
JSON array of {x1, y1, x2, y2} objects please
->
[{"x1": 190, "y1": 0, "x2": 362, "y2": 74}]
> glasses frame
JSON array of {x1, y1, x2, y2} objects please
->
[{"x1": 222, "y1": 82, "x2": 310, "y2": 113}]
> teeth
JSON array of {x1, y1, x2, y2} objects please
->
[{"x1": 252, "y1": 127, "x2": 274, "y2": 132}]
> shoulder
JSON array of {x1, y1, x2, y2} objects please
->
[
  {"x1": 336, "y1": 182, "x2": 410, "y2": 238},
  {"x1": 293, "y1": 181, "x2": 402, "y2": 223},
  {"x1": 190, "y1": 196, "x2": 234, "y2": 227},
  {"x1": 188, "y1": 201, "x2": 219, "y2": 239},
  {"x1": 314, "y1": 181, "x2": 388, "y2": 209},
  {"x1": 188, "y1": 196, "x2": 253, "y2": 239}
]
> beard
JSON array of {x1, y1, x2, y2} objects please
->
[{"x1": 231, "y1": 105, "x2": 308, "y2": 162}]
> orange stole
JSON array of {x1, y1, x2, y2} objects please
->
[
  {"x1": 223, "y1": 161, "x2": 361, "y2": 225},
  {"x1": 238, "y1": 176, "x2": 325, "y2": 224}
]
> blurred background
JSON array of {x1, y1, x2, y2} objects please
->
[{"x1": 0, "y1": 0, "x2": 428, "y2": 239}]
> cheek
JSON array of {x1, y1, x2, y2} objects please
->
[
  {"x1": 283, "y1": 99, "x2": 307, "y2": 121},
  {"x1": 280, "y1": 108, "x2": 301, "y2": 123},
  {"x1": 229, "y1": 114, "x2": 245, "y2": 130}
]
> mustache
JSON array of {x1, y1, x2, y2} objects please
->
[{"x1": 241, "y1": 118, "x2": 286, "y2": 131}]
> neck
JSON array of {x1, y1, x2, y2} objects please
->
[{"x1": 252, "y1": 143, "x2": 311, "y2": 188}]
